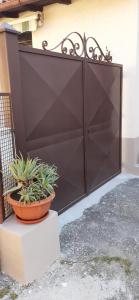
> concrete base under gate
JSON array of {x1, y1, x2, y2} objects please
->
[{"x1": 0, "y1": 210, "x2": 60, "y2": 284}]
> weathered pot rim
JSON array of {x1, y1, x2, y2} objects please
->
[{"x1": 6, "y1": 191, "x2": 55, "y2": 207}]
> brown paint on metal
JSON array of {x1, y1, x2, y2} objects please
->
[
  {"x1": 85, "y1": 61, "x2": 122, "y2": 193},
  {"x1": 18, "y1": 48, "x2": 85, "y2": 212},
  {"x1": 1, "y1": 29, "x2": 122, "y2": 213},
  {"x1": 1, "y1": 28, "x2": 27, "y2": 156}
]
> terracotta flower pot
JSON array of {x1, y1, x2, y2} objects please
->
[{"x1": 6, "y1": 192, "x2": 55, "y2": 224}]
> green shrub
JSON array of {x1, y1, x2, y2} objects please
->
[{"x1": 4, "y1": 155, "x2": 59, "y2": 204}]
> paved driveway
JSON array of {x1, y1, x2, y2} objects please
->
[{"x1": 1, "y1": 177, "x2": 139, "y2": 300}]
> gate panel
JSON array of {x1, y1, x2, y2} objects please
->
[
  {"x1": 85, "y1": 62, "x2": 122, "y2": 192},
  {"x1": 0, "y1": 30, "x2": 122, "y2": 220},
  {"x1": 19, "y1": 48, "x2": 85, "y2": 212}
]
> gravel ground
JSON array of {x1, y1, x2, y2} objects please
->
[{"x1": 1, "y1": 178, "x2": 139, "y2": 300}]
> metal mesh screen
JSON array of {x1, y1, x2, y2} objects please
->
[{"x1": 0, "y1": 93, "x2": 16, "y2": 220}]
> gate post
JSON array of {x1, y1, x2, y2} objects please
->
[
  {"x1": 0, "y1": 24, "x2": 26, "y2": 155},
  {"x1": 0, "y1": 25, "x2": 25, "y2": 223},
  {"x1": 0, "y1": 27, "x2": 10, "y2": 93},
  {"x1": 0, "y1": 25, "x2": 13, "y2": 223}
]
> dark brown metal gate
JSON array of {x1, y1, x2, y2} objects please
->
[
  {"x1": 18, "y1": 46, "x2": 85, "y2": 212},
  {"x1": 0, "y1": 29, "x2": 122, "y2": 215},
  {"x1": 85, "y1": 61, "x2": 122, "y2": 193}
]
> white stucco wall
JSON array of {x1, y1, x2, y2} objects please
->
[{"x1": 32, "y1": 0, "x2": 138, "y2": 139}]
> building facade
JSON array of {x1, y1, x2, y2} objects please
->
[{"x1": 0, "y1": 0, "x2": 139, "y2": 174}]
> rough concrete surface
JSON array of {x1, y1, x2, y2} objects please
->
[{"x1": 1, "y1": 178, "x2": 139, "y2": 299}]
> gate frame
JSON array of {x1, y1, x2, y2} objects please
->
[{"x1": 0, "y1": 27, "x2": 123, "y2": 221}]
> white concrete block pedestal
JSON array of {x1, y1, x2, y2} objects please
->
[{"x1": 0, "y1": 210, "x2": 60, "y2": 284}]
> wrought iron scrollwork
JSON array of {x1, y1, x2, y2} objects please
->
[{"x1": 42, "y1": 32, "x2": 112, "y2": 63}]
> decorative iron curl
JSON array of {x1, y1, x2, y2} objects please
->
[{"x1": 42, "y1": 32, "x2": 112, "y2": 63}]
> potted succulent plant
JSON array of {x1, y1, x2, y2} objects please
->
[{"x1": 4, "y1": 155, "x2": 59, "y2": 224}]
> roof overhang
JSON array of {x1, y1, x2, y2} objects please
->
[{"x1": 0, "y1": 0, "x2": 71, "y2": 18}]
